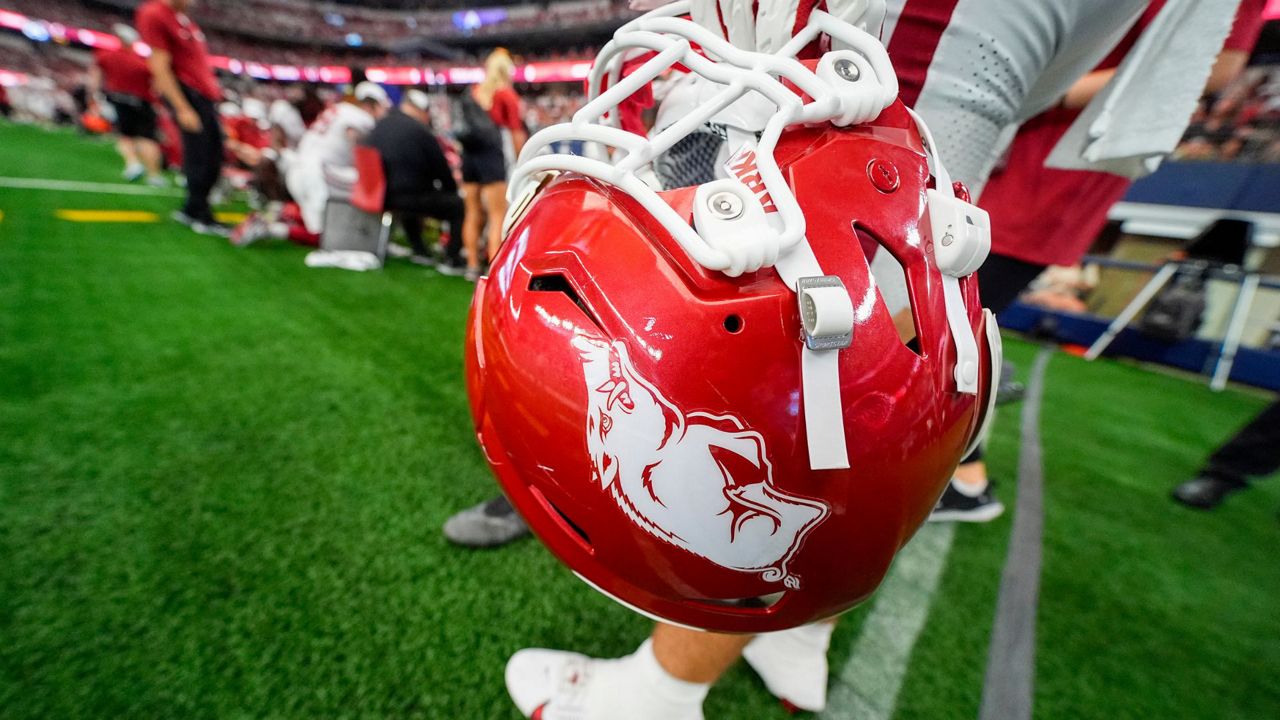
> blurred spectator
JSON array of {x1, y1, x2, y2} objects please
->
[
  {"x1": 364, "y1": 89, "x2": 465, "y2": 271},
  {"x1": 1175, "y1": 64, "x2": 1280, "y2": 161},
  {"x1": 137, "y1": 0, "x2": 228, "y2": 236},
  {"x1": 233, "y1": 81, "x2": 389, "y2": 247},
  {"x1": 458, "y1": 48, "x2": 526, "y2": 282},
  {"x1": 1172, "y1": 400, "x2": 1280, "y2": 509},
  {"x1": 268, "y1": 86, "x2": 306, "y2": 146},
  {"x1": 89, "y1": 23, "x2": 165, "y2": 185}
]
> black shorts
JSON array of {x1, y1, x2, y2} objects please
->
[
  {"x1": 108, "y1": 93, "x2": 157, "y2": 141},
  {"x1": 462, "y1": 148, "x2": 506, "y2": 185}
]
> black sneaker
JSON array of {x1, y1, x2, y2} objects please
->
[
  {"x1": 929, "y1": 479, "x2": 1005, "y2": 523},
  {"x1": 1171, "y1": 475, "x2": 1246, "y2": 510}
]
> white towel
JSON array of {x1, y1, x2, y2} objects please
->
[
  {"x1": 303, "y1": 250, "x2": 382, "y2": 272},
  {"x1": 1045, "y1": 0, "x2": 1243, "y2": 179}
]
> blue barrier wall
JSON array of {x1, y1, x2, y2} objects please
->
[
  {"x1": 1124, "y1": 161, "x2": 1280, "y2": 213},
  {"x1": 998, "y1": 303, "x2": 1280, "y2": 392}
]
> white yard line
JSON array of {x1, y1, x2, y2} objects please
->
[
  {"x1": 820, "y1": 522, "x2": 957, "y2": 720},
  {"x1": 0, "y1": 177, "x2": 183, "y2": 197}
]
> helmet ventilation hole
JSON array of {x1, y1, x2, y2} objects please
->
[
  {"x1": 529, "y1": 274, "x2": 602, "y2": 330},
  {"x1": 723, "y1": 314, "x2": 744, "y2": 334}
]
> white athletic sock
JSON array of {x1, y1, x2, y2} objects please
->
[
  {"x1": 630, "y1": 639, "x2": 711, "y2": 708},
  {"x1": 952, "y1": 476, "x2": 988, "y2": 497}
]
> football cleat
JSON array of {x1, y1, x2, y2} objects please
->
[
  {"x1": 505, "y1": 643, "x2": 706, "y2": 720},
  {"x1": 743, "y1": 622, "x2": 835, "y2": 712}
]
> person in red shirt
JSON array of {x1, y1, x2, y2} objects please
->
[
  {"x1": 90, "y1": 24, "x2": 164, "y2": 185},
  {"x1": 938, "y1": 0, "x2": 1268, "y2": 521},
  {"x1": 136, "y1": 0, "x2": 228, "y2": 236},
  {"x1": 459, "y1": 48, "x2": 528, "y2": 281},
  {"x1": 977, "y1": 0, "x2": 1267, "y2": 310}
]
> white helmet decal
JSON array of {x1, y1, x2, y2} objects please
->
[{"x1": 574, "y1": 336, "x2": 830, "y2": 588}]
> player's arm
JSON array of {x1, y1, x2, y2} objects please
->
[
  {"x1": 1205, "y1": 49, "x2": 1250, "y2": 94},
  {"x1": 148, "y1": 49, "x2": 201, "y2": 132},
  {"x1": 1060, "y1": 69, "x2": 1116, "y2": 110}
]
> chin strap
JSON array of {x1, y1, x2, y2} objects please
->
[
  {"x1": 906, "y1": 108, "x2": 990, "y2": 395},
  {"x1": 698, "y1": 138, "x2": 854, "y2": 470}
]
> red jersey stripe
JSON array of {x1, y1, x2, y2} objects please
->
[{"x1": 885, "y1": 0, "x2": 963, "y2": 107}]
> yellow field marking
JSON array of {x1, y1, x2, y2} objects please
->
[
  {"x1": 215, "y1": 211, "x2": 248, "y2": 224},
  {"x1": 0, "y1": 210, "x2": 5, "y2": 224},
  {"x1": 55, "y1": 210, "x2": 160, "y2": 223}
]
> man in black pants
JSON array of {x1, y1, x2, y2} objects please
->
[
  {"x1": 1173, "y1": 400, "x2": 1280, "y2": 509},
  {"x1": 137, "y1": 0, "x2": 227, "y2": 236},
  {"x1": 364, "y1": 90, "x2": 465, "y2": 272}
]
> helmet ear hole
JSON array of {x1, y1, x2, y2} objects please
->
[
  {"x1": 856, "y1": 224, "x2": 923, "y2": 357},
  {"x1": 723, "y1": 314, "x2": 744, "y2": 334}
]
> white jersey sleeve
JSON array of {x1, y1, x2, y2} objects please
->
[{"x1": 882, "y1": 0, "x2": 1148, "y2": 197}]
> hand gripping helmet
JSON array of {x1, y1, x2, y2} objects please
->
[{"x1": 465, "y1": 0, "x2": 1002, "y2": 633}]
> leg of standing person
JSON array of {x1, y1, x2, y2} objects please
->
[
  {"x1": 931, "y1": 254, "x2": 1046, "y2": 522},
  {"x1": 138, "y1": 137, "x2": 164, "y2": 183},
  {"x1": 481, "y1": 180, "x2": 509, "y2": 263},
  {"x1": 175, "y1": 85, "x2": 225, "y2": 231},
  {"x1": 442, "y1": 156, "x2": 528, "y2": 538},
  {"x1": 117, "y1": 137, "x2": 143, "y2": 180},
  {"x1": 1173, "y1": 400, "x2": 1280, "y2": 509},
  {"x1": 461, "y1": 181, "x2": 484, "y2": 278}
]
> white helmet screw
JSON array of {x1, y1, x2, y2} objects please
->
[
  {"x1": 708, "y1": 191, "x2": 744, "y2": 220},
  {"x1": 834, "y1": 58, "x2": 860, "y2": 82}
]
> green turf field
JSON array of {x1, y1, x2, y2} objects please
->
[{"x1": 1, "y1": 120, "x2": 1277, "y2": 719}]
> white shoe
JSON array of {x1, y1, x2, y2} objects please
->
[
  {"x1": 122, "y1": 163, "x2": 145, "y2": 182},
  {"x1": 505, "y1": 641, "x2": 706, "y2": 720},
  {"x1": 742, "y1": 622, "x2": 835, "y2": 712}
]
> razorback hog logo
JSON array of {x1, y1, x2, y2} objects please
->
[
  {"x1": 727, "y1": 148, "x2": 778, "y2": 214},
  {"x1": 572, "y1": 336, "x2": 829, "y2": 588}
]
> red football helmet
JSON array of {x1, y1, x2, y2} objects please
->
[{"x1": 465, "y1": 0, "x2": 1001, "y2": 633}]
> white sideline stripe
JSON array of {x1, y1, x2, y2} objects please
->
[
  {"x1": 819, "y1": 522, "x2": 956, "y2": 720},
  {"x1": 0, "y1": 177, "x2": 183, "y2": 197}
]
